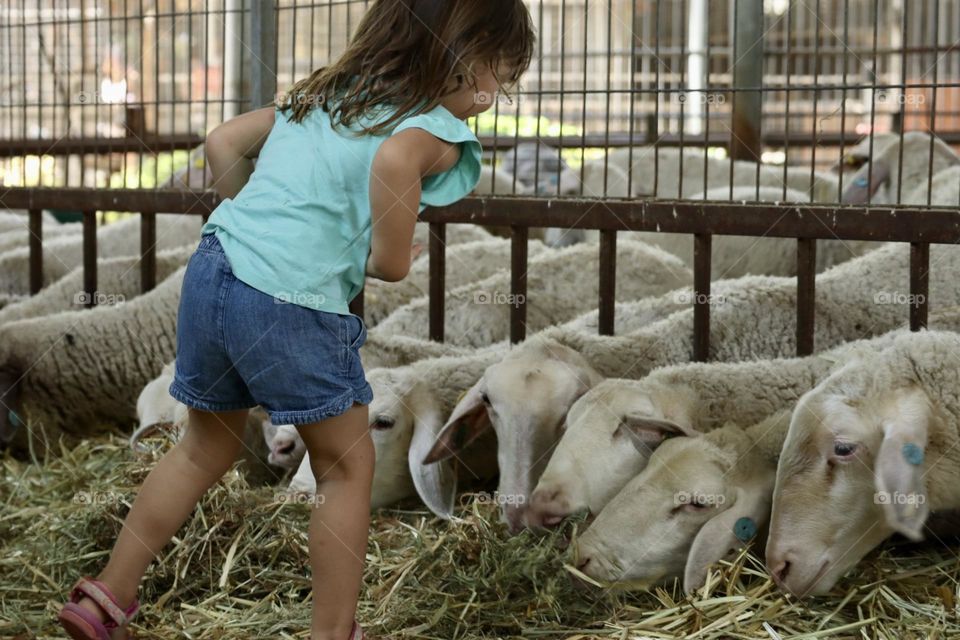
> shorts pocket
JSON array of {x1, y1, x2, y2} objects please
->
[{"x1": 346, "y1": 313, "x2": 367, "y2": 350}]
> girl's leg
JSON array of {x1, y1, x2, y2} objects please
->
[
  {"x1": 295, "y1": 403, "x2": 374, "y2": 640},
  {"x1": 75, "y1": 408, "x2": 250, "y2": 624}
]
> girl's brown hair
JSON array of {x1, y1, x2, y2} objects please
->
[{"x1": 278, "y1": 0, "x2": 535, "y2": 134}]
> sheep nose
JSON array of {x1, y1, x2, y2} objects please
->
[
  {"x1": 577, "y1": 556, "x2": 592, "y2": 572},
  {"x1": 274, "y1": 440, "x2": 295, "y2": 456},
  {"x1": 769, "y1": 559, "x2": 791, "y2": 587},
  {"x1": 503, "y1": 505, "x2": 527, "y2": 534}
]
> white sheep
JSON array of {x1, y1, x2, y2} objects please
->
[
  {"x1": 370, "y1": 238, "x2": 693, "y2": 348},
  {"x1": 0, "y1": 209, "x2": 60, "y2": 234},
  {"x1": 766, "y1": 330, "x2": 960, "y2": 597},
  {"x1": 567, "y1": 310, "x2": 960, "y2": 591},
  {"x1": 574, "y1": 410, "x2": 792, "y2": 591},
  {"x1": 287, "y1": 345, "x2": 506, "y2": 514},
  {"x1": 362, "y1": 237, "x2": 546, "y2": 327},
  {"x1": 0, "y1": 214, "x2": 202, "y2": 295},
  {"x1": 0, "y1": 222, "x2": 82, "y2": 255},
  {"x1": 422, "y1": 242, "x2": 960, "y2": 528},
  {"x1": 0, "y1": 247, "x2": 192, "y2": 327},
  {"x1": 840, "y1": 131, "x2": 960, "y2": 204},
  {"x1": 902, "y1": 164, "x2": 960, "y2": 207}
]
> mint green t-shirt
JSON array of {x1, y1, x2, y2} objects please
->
[{"x1": 200, "y1": 103, "x2": 482, "y2": 315}]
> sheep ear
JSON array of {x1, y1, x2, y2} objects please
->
[
  {"x1": 408, "y1": 406, "x2": 457, "y2": 519},
  {"x1": 422, "y1": 381, "x2": 491, "y2": 464},
  {"x1": 874, "y1": 390, "x2": 930, "y2": 541},
  {"x1": 840, "y1": 161, "x2": 891, "y2": 203},
  {"x1": 683, "y1": 482, "x2": 773, "y2": 594},
  {"x1": 616, "y1": 414, "x2": 697, "y2": 455}
]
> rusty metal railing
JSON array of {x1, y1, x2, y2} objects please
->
[{"x1": 4, "y1": 186, "x2": 959, "y2": 363}]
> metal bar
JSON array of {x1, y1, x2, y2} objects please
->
[
  {"x1": 510, "y1": 226, "x2": 529, "y2": 344},
  {"x1": 0, "y1": 135, "x2": 206, "y2": 156},
  {"x1": 82, "y1": 211, "x2": 97, "y2": 308},
  {"x1": 693, "y1": 234, "x2": 712, "y2": 362},
  {"x1": 250, "y1": 0, "x2": 278, "y2": 110},
  {"x1": 140, "y1": 212, "x2": 157, "y2": 293},
  {"x1": 796, "y1": 238, "x2": 817, "y2": 356},
  {"x1": 1, "y1": 188, "x2": 217, "y2": 214},
  {"x1": 598, "y1": 229, "x2": 616, "y2": 336},
  {"x1": 428, "y1": 222, "x2": 446, "y2": 343},
  {"x1": 28, "y1": 208, "x2": 42, "y2": 295},
  {"x1": 910, "y1": 242, "x2": 930, "y2": 331},
  {"x1": 730, "y1": 0, "x2": 764, "y2": 161}
]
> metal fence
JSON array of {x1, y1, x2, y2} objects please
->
[{"x1": 2, "y1": 0, "x2": 960, "y2": 361}]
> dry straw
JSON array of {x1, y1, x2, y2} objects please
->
[{"x1": 2, "y1": 431, "x2": 959, "y2": 639}]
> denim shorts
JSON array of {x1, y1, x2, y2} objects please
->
[{"x1": 168, "y1": 233, "x2": 373, "y2": 425}]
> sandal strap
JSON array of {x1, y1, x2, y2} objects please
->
[{"x1": 68, "y1": 576, "x2": 140, "y2": 628}]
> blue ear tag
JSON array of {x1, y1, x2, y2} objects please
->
[
  {"x1": 733, "y1": 517, "x2": 757, "y2": 542},
  {"x1": 902, "y1": 442, "x2": 924, "y2": 466},
  {"x1": 853, "y1": 177, "x2": 869, "y2": 187},
  {"x1": 8, "y1": 409, "x2": 23, "y2": 429}
]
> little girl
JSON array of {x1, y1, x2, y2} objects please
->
[{"x1": 57, "y1": 1, "x2": 534, "y2": 639}]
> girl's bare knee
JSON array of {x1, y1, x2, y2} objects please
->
[{"x1": 306, "y1": 429, "x2": 374, "y2": 486}]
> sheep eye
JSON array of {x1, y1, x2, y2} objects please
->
[
  {"x1": 371, "y1": 416, "x2": 395, "y2": 430},
  {"x1": 833, "y1": 441, "x2": 857, "y2": 458},
  {"x1": 480, "y1": 392, "x2": 491, "y2": 405}
]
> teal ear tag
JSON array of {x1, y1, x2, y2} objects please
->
[
  {"x1": 733, "y1": 517, "x2": 757, "y2": 543},
  {"x1": 902, "y1": 443, "x2": 924, "y2": 466},
  {"x1": 8, "y1": 410, "x2": 23, "y2": 429}
]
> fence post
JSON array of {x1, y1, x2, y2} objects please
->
[
  {"x1": 249, "y1": 0, "x2": 278, "y2": 111},
  {"x1": 730, "y1": 0, "x2": 764, "y2": 161}
]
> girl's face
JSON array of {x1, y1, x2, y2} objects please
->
[{"x1": 442, "y1": 63, "x2": 503, "y2": 120}]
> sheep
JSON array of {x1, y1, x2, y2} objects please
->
[
  {"x1": 840, "y1": 131, "x2": 960, "y2": 205},
  {"x1": 369, "y1": 238, "x2": 693, "y2": 349},
  {"x1": 474, "y1": 164, "x2": 532, "y2": 196},
  {"x1": 362, "y1": 237, "x2": 547, "y2": 327},
  {"x1": 902, "y1": 164, "x2": 960, "y2": 207},
  {"x1": 0, "y1": 247, "x2": 193, "y2": 327},
  {"x1": 531, "y1": 307, "x2": 960, "y2": 533},
  {"x1": 766, "y1": 330, "x2": 960, "y2": 598},
  {"x1": 0, "y1": 209, "x2": 60, "y2": 234},
  {"x1": 0, "y1": 266, "x2": 184, "y2": 456},
  {"x1": 0, "y1": 213, "x2": 202, "y2": 295},
  {"x1": 0, "y1": 294, "x2": 24, "y2": 310},
  {"x1": 573, "y1": 410, "x2": 792, "y2": 591},
  {"x1": 422, "y1": 242, "x2": 960, "y2": 529},
  {"x1": 0, "y1": 222, "x2": 82, "y2": 255},
  {"x1": 833, "y1": 132, "x2": 899, "y2": 173},
  {"x1": 286, "y1": 345, "x2": 507, "y2": 515}
]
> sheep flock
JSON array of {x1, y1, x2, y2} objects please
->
[{"x1": 5, "y1": 132, "x2": 960, "y2": 638}]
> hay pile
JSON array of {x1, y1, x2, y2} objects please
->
[{"x1": 3, "y1": 432, "x2": 959, "y2": 639}]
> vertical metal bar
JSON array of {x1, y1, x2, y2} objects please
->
[
  {"x1": 730, "y1": 0, "x2": 764, "y2": 161},
  {"x1": 598, "y1": 229, "x2": 616, "y2": 336},
  {"x1": 250, "y1": 0, "x2": 278, "y2": 110},
  {"x1": 28, "y1": 209, "x2": 42, "y2": 295},
  {"x1": 82, "y1": 211, "x2": 97, "y2": 308},
  {"x1": 428, "y1": 222, "x2": 446, "y2": 342},
  {"x1": 910, "y1": 243, "x2": 930, "y2": 331},
  {"x1": 693, "y1": 233, "x2": 712, "y2": 362},
  {"x1": 140, "y1": 212, "x2": 157, "y2": 293},
  {"x1": 510, "y1": 226, "x2": 529, "y2": 344},
  {"x1": 796, "y1": 238, "x2": 817, "y2": 356}
]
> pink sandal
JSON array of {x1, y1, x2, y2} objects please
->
[
  {"x1": 58, "y1": 575, "x2": 140, "y2": 640},
  {"x1": 312, "y1": 620, "x2": 367, "y2": 640}
]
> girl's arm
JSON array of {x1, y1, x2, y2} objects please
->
[
  {"x1": 366, "y1": 129, "x2": 460, "y2": 282},
  {"x1": 205, "y1": 107, "x2": 277, "y2": 199}
]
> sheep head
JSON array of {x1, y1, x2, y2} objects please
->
[
  {"x1": 423, "y1": 337, "x2": 602, "y2": 533},
  {"x1": 573, "y1": 419, "x2": 776, "y2": 592},
  {"x1": 766, "y1": 382, "x2": 932, "y2": 598},
  {"x1": 526, "y1": 379, "x2": 699, "y2": 530}
]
